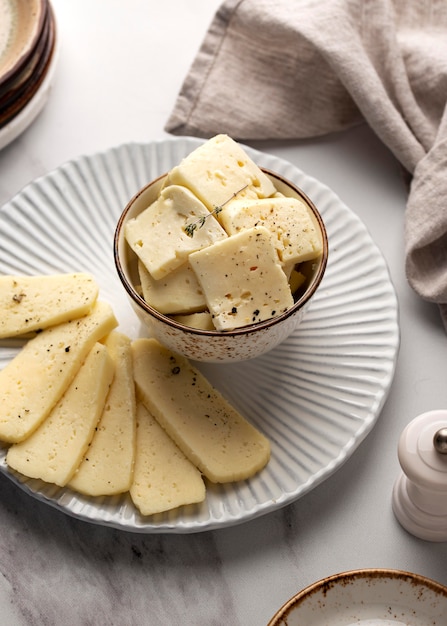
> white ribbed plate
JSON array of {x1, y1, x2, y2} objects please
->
[{"x1": 0, "y1": 138, "x2": 399, "y2": 533}]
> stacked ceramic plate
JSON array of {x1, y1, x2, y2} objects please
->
[{"x1": 0, "y1": 0, "x2": 58, "y2": 149}]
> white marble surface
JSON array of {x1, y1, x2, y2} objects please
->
[{"x1": 0, "y1": 1, "x2": 446, "y2": 624}]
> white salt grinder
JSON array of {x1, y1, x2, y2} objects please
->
[{"x1": 392, "y1": 409, "x2": 447, "y2": 541}]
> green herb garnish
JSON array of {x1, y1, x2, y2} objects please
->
[{"x1": 184, "y1": 185, "x2": 249, "y2": 237}]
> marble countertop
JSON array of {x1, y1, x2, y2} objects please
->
[{"x1": 0, "y1": 2, "x2": 446, "y2": 624}]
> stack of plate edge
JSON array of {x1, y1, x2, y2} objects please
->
[{"x1": 0, "y1": 0, "x2": 57, "y2": 146}]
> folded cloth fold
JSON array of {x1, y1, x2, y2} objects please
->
[{"x1": 165, "y1": 0, "x2": 447, "y2": 330}]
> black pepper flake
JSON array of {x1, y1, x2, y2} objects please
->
[
  {"x1": 171, "y1": 366, "x2": 181, "y2": 375},
  {"x1": 12, "y1": 292, "x2": 26, "y2": 303},
  {"x1": 65, "y1": 346, "x2": 70, "y2": 352},
  {"x1": 231, "y1": 307, "x2": 237, "y2": 314}
]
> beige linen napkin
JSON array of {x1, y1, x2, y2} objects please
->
[{"x1": 166, "y1": 0, "x2": 447, "y2": 329}]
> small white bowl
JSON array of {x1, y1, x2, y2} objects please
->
[
  {"x1": 114, "y1": 169, "x2": 328, "y2": 363},
  {"x1": 267, "y1": 569, "x2": 447, "y2": 626}
]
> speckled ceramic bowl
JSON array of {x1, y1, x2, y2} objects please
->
[
  {"x1": 267, "y1": 569, "x2": 447, "y2": 626},
  {"x1": 114, "y1": 169, "x2": 328, "y2": 363}
]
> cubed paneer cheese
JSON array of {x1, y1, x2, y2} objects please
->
[
  {"x1": 69, "y1": 331, "x2": 137, "y2": 496},
  {"x1": 138, "y1": 260, "x2": 206, "y2": 315},
  {"x1": 164, "y1": 134, "x2": 276, "y2": 213},
  {"x1": 0, "y1": 273, "x2": 99, "y2": 338},
  {"x1": 219, "y1": 196, "x2": 323, "y2": 265},
  {"x1": 131, "y1": 338, "x2": 270, "y2": 483},
  {"x1": 289, "y1": 269, "x2": 306, "y2": 294},
  {"x1": 282, "y1": 259, "x2": 297, "y2": 280},
  {"x1": 130, "y1": 402, "x2": 206, "y2": 516},
  {"x1": 6, "y1": 342, "x2": 115, "y2": 486},
  {"x1": 169, "y1": 311, "x2": 215, "y2": 331},
  {"x1": 189, "y1": 226, "x2": 294, "y2": 330},
  {"x1": 0, "y1": 301, "x2": 118, "y2": 443},
  {"x1": 124, "y1": 185, "x2": 227, "y2": 280}
]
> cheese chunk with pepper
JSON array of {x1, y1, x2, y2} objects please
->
[
  {"x1": 138, "y1": 260, "x2": 206, "y2": 315},
  {"x1": 130, "y1": 402, "x2": 206, "y2": 516},
  {"x1": 131, "y1": 338, "x2": 270, "y2": 483},
  {"x1": 219, "y1": 196, "x2": 323, "y2": 265},
  {"x1": 0, "y1": 273, "x2": 98, "y2": 338},
  {"x1": 164, "y1": 134, "x2": 276, "y2": 213},
  {"x1": 124, "y1": 185, "x2": 227, "y2": 280},
  {"x1": 6, "y1": 342, "x2": 114, "y2": 486},
  {"x1": 0, "y1": 301, "x2": 118, "y2": 443},
  {"x1": 69, "y1": 331, "x2": 137, "y2": 496},
  {"x1": 189, "y1": 226, "x2": 294, "y2": 330}
]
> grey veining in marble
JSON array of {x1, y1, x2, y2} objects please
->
[{"x1": 0, "y1": 474, "x2": 235, "y2": 626}]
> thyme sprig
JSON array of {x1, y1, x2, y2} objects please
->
[{"x1": 184, "y1": 185, "x2": 248, "y2": 237}]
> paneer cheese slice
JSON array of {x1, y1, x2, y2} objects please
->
[
  {"x1": 0, "y1": 301, "x2": 118, "y2": 443},
  {"x1": 0, "y1": 273, "x2": 99, "y2": 338},
  {"x1": 131, "y1": 338, "x2": 271, "y2": 483},
  {"x1": 169, "y1": 311, "x2": 215, "y2": 331},
  {"x1": 282, "y1": 259, "x2": 298, "y2": 280},
  {"x1": 138, "y1": 260, "x2": 206, "y2": 315},
  {"x1": 124, "y1": 184, "x2": 227, "y2": 280},
  {"x1": 6, "y1": 342, "x2": 114, "y2": 486},
  {"x1": 219, "y1": 196, "x2": 323, "y2": 265},
  {"x1": 130, "y1": 402, "x2": 206, "y2": 516},
  {"x1": 69, "y1": 331, "x2": 137, "y2": 496},
  {"x1": 189, "y1": 226, "x2": 294, "y2": 330},
  {"x1": 164, "y1": 134, "x2": 277, "y2": 213}
]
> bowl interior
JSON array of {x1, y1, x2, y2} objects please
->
[
  {"x1": 0, "y1": 2, "x2": 55, "y2": 128},
  {"x1": 268, "y1": 569, "x2": 447, "y2": 626},
  {"x1": 0, "y1": 0, "x2": 47, "y2": 87}
]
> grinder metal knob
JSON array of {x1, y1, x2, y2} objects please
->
[{"x1": 434, "y1": 428, "x2": 447, "y2": 454}]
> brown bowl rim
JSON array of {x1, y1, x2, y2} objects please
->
[
  {"x1": 267, "y1": 568, "x2": 447, "y2": 625},
  {"x1": 0, "y1": 0, "x2": 50, "y2": 101},
  {"x1": 0, "y1": 0, "x2": 48, "y2": 91},
  {"x1": 114, "y1": 168, "x2": 328, "y2": 338},
  {"x1": 0, "y1": 3, "x2": 55, "y2": 128}
]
